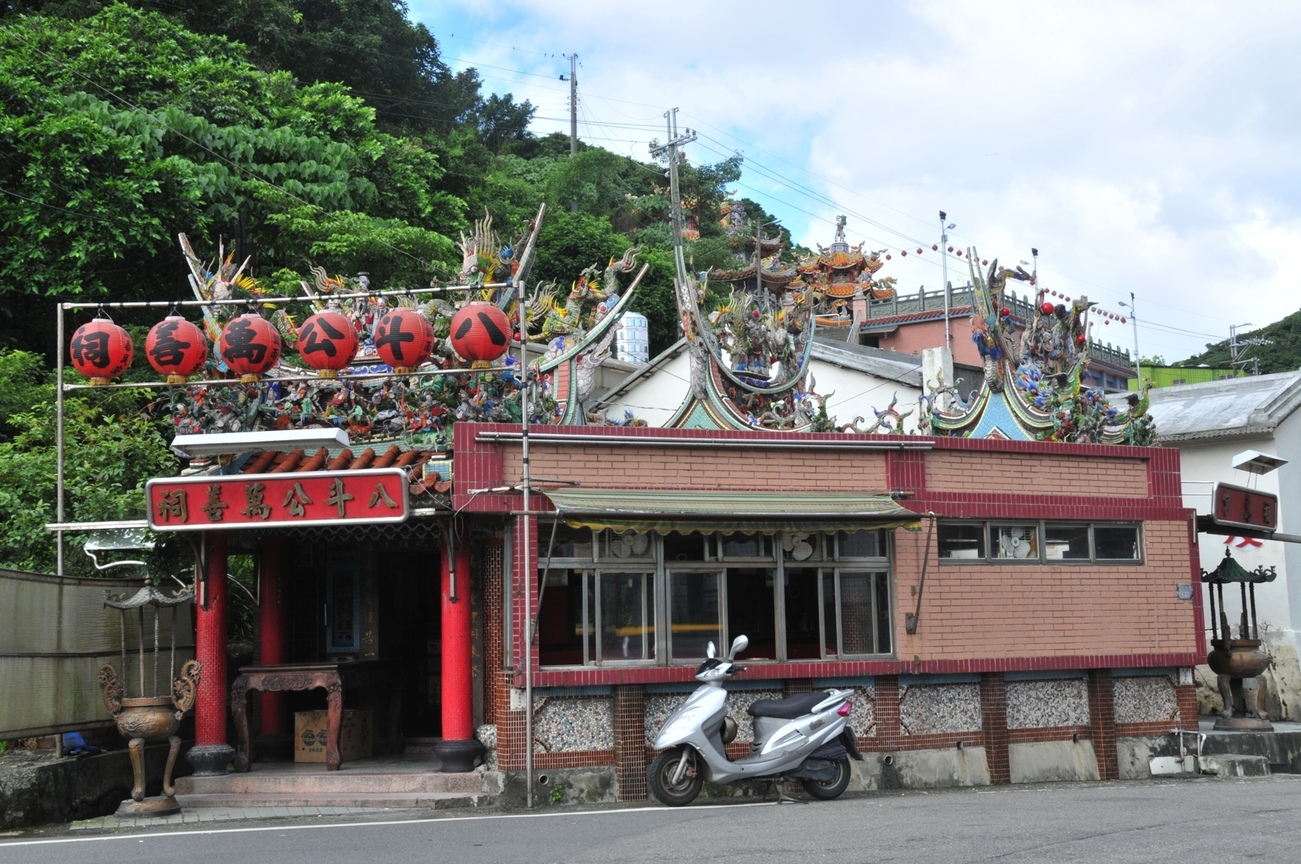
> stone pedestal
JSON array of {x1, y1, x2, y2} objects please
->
[{"x1": 186, "y1": 743, "x2": 235, "y2": 777}]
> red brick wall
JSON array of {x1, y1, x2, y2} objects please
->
[
  {"x1": 1087, "y1": 670, "x2": 1119, "y2": 780},
  {"x1": 980, "y1": 675, "x2": 1010, "y2": 784},
  {"x1": 613, "y1": 685, "x2": 647, "y2": 800},
  {"x1": 893, "y1": 520, "x2": 1198, "y2": 661},
  {"x1": 925, "y1": 451, "x2": 1149, "y2": 497},
  {"x1": 507, "y1": 445, "x2": 888, "y2": 492}
]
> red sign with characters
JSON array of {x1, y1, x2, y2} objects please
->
[
  {"x1": 1211, "y1": 482, "x2": 1279, "y2": 533},
  {"x1": 146, "y1": 469, "x2": 409, "y2": 532}
]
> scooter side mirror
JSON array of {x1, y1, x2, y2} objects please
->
[
  {"x1": 706, "y1": 641, "x2": 717, "y2": 659},
  {"x1": 727, "y1": 634, "x2": 749, "y2": 659}
]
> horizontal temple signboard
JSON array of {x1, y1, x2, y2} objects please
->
[
  {"x1": 147, "y1": 469, "x2": 409, "y2": 531},
  {"x1": 1210, "y1": 481, "x2": 1278, "y2": 533}
]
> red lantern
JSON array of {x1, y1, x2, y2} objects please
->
[
  {"x1": 916, "y1": 248, "x2": 924, "y2": 255},
  {"x1": 146, "y1": 315, "x2": 206, "y2": 383},
  {"x1": 1076, "y1": 334, "x2": 1086, "y2": 345},
  {"x1": 947, "y1": 246, "x2": 954, "y2": 252},
  {"x1": 297, "y1": 310, "x2": 358, "y2": 378},
  {"x1": 1000, "y1": 307, "x2": 1011, "y2": 317},
  {"x1": 900, "y1": 250, "x2": 907, "y2": 256},
  {"x1": 70, "y1": 316, "x2": 133, "y2": 385},
  {"x1": 450, "y1": 301, "x2": 511, "y2": 363},
  {"x1": 885, "y1": 254, "x2": 892, "y2": 260},
  {"x1": 932, "y1": 244, "x2": 939, "y2": 251},
  {"x1": 1040, "y1": 301, "x2": 1055, "y2": 315},
  {"x1": 374, "y1": 308, "x2": 434, "y2": 373},
  {"x1": 219, "y1": 313, "x2": 281, "y2": 382},
  {"x1": 981, "y1": 259, "x2": 988, "y2": 266}
]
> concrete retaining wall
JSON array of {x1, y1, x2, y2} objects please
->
[{"x1": 0, "y1": 743, "x2": 185, "y2": 830}]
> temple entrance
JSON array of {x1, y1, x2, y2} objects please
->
[{"x1": 281, "y1": 538, "x2": 443, "y2": 743}]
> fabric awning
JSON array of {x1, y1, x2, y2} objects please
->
[{"x1": 541, "y1": 488, "x2": 921, "y2": 534}]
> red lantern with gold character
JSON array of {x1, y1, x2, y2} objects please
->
[
  {"x1": 450, "y1": 301, "x2": 511, "y2": 363},
  {"x1": 70, "y1": 316, "x2": 133, "y2": 385},
  {"x1": 374, "y1": 308, "x2": 434, "y2": 373},
  {"x1": 145, "y1": 315, "x2": 206, "y2": 383},
  {"x1": 297, "y1": 310, "x2": 358, "y2": 378},
  {"x1": 219, "y1": 313, "x2": 281, "y2": 382}
]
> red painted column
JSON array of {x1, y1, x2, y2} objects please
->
[
  {"x1": 259, "y1": 538, "x2": 289, "y2": 734},
  {"x1": 442, "y1": 542, "x2": 473, "y2": 740},
  {"x1": 435, "y1": 539, "x2": 483, "y2": 771},
  {"x1": 189, "y1": 531, "x2": 234, "y2": 774}
]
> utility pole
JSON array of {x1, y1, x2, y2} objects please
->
[
  {"x1": 1230, "y1": 323, "x2": 1271, "y2": 375},
  {"x1": 650, "y1": 109, "x2": 696, "y2": 275},
  {"x1": 1119, "y1": 292, "x2": 1139, "y2": 388},
  {"x1": 939, "y1": 211, "x2": 954, "y2": 346},
  {"x1": 561, "y1": 53, "x2": 578, "y2": 157}
]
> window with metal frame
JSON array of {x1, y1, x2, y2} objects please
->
[
  {"x1": 536, "y1": 525, "x2": 894, "y2": 667},
  {"x1": 937, "y1": 521, "x2": 1143, "y2": 564}
]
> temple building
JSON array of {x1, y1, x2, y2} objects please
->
[{"x1": 52, "y1": 193, "x2": 1201, "y2": 803}]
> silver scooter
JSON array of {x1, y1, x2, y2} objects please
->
[{"x1": 647, "y1": 635, "x2": 862, "y2": 806}]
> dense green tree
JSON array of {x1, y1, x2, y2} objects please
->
[
  {"x1": 1180, "y1": 316, "x2": 1301, "y2": 375},
  {"x1": 0, "y1": 349, "x2": 175, "y2": 574},
  {"x1": 0, "y1": 5, "x2": 460, "y2": 354}
]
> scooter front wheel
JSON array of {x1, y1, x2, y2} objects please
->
[
  {"x1": 648, "y1": 746, "x2": 704, "y2": 806},
  {"x1": 801, "y1": 754, "x2": 852, "y2": 800}
]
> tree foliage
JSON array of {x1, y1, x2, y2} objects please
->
[
  {"x1": 0, "y1": 2, "x2": 768, "y2": 573},
  {"x1": 0, "y1": 4, "x2": 462, "y2": 354},
  {"x1": 0, "y1": 350, "x2": 177, "y2": 574},
  {"x1": 1179, "y1": 314, "x2": 1301, "y2": 375}
]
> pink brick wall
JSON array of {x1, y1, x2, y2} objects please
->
[{"x1": 893, "y1": 520, "x2": 1198, "y2": 660}]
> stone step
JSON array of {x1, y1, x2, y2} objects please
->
[
  {"x1": 174, "y1": 790, "x2": 493, "y2": 811},
  {"x1": 175, "y1": 769, "x2": 485, "y2": 796}
]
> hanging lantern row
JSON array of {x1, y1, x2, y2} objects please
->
[
  {"x1": 69, "y1": 304, "x2": 513, "y2": 385},
  {"x1": 1035, "y1": 290, "x2": 1129, "y2": 327},
  {"x1": 881, "y1": 245, "x2": 990, "y2": 267}
]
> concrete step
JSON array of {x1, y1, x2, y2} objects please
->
[
  {"x1": 176, "y1": 768, "x2": 484, "y2": 796},
  {"x1": 174, "y1": 790, "x2": 493, "y2": 811},
  {"x1": 1200, "y1": 754, "x2": 1271, "y2": 777}
]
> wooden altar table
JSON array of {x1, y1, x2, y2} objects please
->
[{"x1": 230, "y1": 661, "x2": 399, "y2": 771}]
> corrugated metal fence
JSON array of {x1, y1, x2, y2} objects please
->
[{"x1": 0, "y1": 568, "x2": 195, "y2": 739}]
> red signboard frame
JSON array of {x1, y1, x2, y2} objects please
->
[
  {"x1": 1210, "y1": 481, "x2": 1278, "y2": 533},
  {"x1": 146, "y1": 468, "x2": 409, "y2": 532}
]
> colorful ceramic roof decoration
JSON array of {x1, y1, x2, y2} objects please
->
[{"x1": 925, "y1": 252, "x2": 1154, "y2": 444}]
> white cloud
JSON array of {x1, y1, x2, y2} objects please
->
[{"x1": 411, "y1": 0, "x2": 1301, "y2": 361}]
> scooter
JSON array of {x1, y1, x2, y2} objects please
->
[{"x1": 647, "y1": 634, "x2": 862, "y2": 806}]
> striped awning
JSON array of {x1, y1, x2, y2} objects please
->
[{"x1": 541, "y1": 488, "x2": 920, "y2": 534}]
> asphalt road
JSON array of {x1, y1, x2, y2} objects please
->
[{"x1": 2, "y1": 774, "x2": 1297, "y2": 863}]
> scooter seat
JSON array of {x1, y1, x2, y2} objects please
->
[{"x1": 747, "y1": 690, "x2": 834, "y2": 719}]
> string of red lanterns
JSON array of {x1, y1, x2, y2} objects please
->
[
  {"x1": 68, "y1": 303, "x2": 515, "y2": 386},
  {"x1": 880, "y1": 245, "x2": 989, "y2": 265}
]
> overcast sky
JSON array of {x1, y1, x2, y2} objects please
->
[{"x1": 409, "y1": 0, "x2": 1301, "y2": 365}]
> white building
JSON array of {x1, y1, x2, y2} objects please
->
[{"x1": 1138, "y1": 371, "x2": 1301, "y2": 718}]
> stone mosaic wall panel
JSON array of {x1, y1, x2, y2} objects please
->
[
  {"x1": 1006, "y1": 679, "x2": 1089, "y2": 729},
  {"x1": 644, "y1": 689, "x2": 783, "y2": 747},
  {"x1": 1113, "y1": 675, "x2": 1177, "y2": 725},
  {"x1": 846, "y1": 685, "x2": 876, "y2": 737},
  {"x1": 532, "y1": 695, "x2": 613, "y2": 754},
  {"x1": 898, "y1": 683, "x2": 981, "y2": 735}
]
